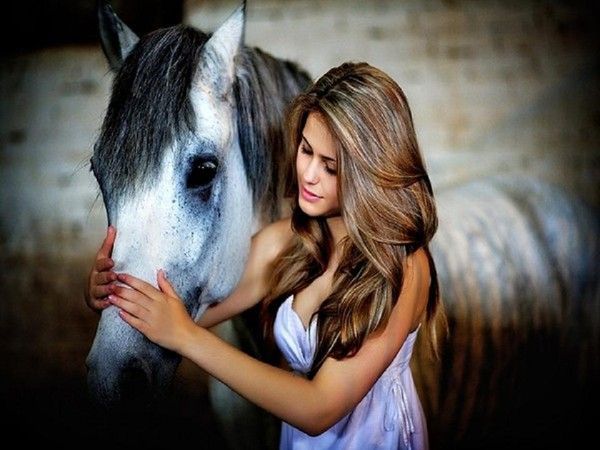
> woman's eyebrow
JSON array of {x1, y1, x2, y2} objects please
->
[
  {"x1": 301, "y1": 135, "x2": 312, "y2": 149},
  {"x1": 301, "y1": 135, "x2": 336, "y2": 163}
]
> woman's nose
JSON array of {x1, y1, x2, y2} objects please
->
[{"x1": 302, "y1": 159, "x2": 320, "y2": 184}]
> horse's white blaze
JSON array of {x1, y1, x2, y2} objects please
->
[
  {"x1": 110, "y1": 133, "x2": 253, "y2": 317},
  {"x1": 110, "y1": 147, "x2": 198, "y2": 288},
  {"x1": 202, "y1": 129, "x2": 253, "y2": 310}
]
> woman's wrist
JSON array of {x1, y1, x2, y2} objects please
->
[{"x1": 177, "y1": 322, "x2": 208, "y2": 359}]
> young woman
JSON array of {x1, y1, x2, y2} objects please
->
[{"x1": 85, "y1": 62, "x2": 443, "y2": 449}]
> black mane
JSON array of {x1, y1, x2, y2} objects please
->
[{"x1": 93, "y1": 25, "x2": 207, "y2": 199}]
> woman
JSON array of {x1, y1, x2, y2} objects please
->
[{"x1": 85, "y1": 62, "x2": 444, "y2": 449}]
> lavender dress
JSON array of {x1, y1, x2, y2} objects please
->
[{"x1": 274, "y1": 295, "x2": 428, "y2": 450}]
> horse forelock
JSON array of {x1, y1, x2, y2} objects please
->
[{"x1": 93, "y1": 25, "x2": 209, "y2": 199}]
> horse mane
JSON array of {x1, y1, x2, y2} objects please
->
[
  {"x1": 92, "y1": 24, "x2": 311, "y2": 222},
  {"x1": 235, "y1": 47, "x2": 312, "y2": 222}
]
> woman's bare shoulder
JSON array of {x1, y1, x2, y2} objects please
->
[
  {"x1": 405, "y1": 247, "x2": 431, "y2": 283},
  {"x1": 398, "y1": 247, "x2": 431, "y2": 328},
  {"x1": 251, "y1": 217, "x2": 295, "y2": 260}
]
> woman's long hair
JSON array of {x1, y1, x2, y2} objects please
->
[{"x1": 261, "y1": 62, "x2": 445, "y2": 377}]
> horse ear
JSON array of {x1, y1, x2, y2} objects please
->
[
  {"x1": 97, "y1": 0, "x2": 140, "y2": 72},
  {"x1": 200, "y1": 1, "x2": 246, "y2": 89}
]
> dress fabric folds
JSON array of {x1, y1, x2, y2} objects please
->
[{"x1": 274, "y1": 295, "x2": 429, "y2": 450}]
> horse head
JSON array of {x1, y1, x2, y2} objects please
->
[{"x1": 86, "y1": 1, "x2": 310, "y2": 407}]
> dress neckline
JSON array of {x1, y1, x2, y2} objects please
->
[
  {"x1": 286, "y1": 295, "x2": 422, "y2": 336},
  {"x1": 286, "y1": 295, "x2": 317, "y2": 333}
]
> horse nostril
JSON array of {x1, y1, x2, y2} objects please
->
[{"x1": 120, "y1": 365, "x2": 151, "y2": 403}]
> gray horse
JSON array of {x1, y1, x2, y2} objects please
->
[
  {"x1": 86, "y1": 2, "x2": 599, "y2": 449},
  {"x1": 87, "y1": 2, "x2": 308, "y2": 448}
]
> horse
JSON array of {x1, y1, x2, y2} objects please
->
[
  {"x1": 86, "y1": 1, "x2": 599, "y2": 449},
  {"x1": 87, "y1": 2, "x2": 309, "y2": 448},
  {"x1": 416, "y1": 177, "x2": 599, "y2": 448}
]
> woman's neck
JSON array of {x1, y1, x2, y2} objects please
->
[{"x1": 326, "y1": 215, "x2": 348, "y2": 254}]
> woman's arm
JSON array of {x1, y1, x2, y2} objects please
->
[
  {"x1": 179, "y1": 301, "x2": 412, "y2": 435},
  {"x1": 197, "y1": 217, "x2": 294, "y2": 328},
  {"x1": 183, "y1": 249, "x2": 430, "y2": 435},
  {"x1": 110, "y1": 249, "x2": 430, "y2": 435}
]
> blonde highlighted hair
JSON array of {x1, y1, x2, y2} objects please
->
[{"x1": 262, "y1": 62, "x2": 444, "y2": 376}]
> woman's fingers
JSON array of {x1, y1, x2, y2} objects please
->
[
  {"x1": 112, "y1": 285, "x2": 153, "y2": 310},
  {"x1": 95, "y1": 271, "x2": 117, "y2": 286},
  {"x1": 158, "y1": 270, "x2": 178, "y2": 298},
  {"x1": 99, "y1": 226, "x2": 117, "y2": 258},
  {"x1": 89, "y1": 297, "x2": 111, "y2": 310},
  {"x1": 109, "y1": 295, "x2": 148, "y2": 321},
  {"x1": 92, "y1": 284, "x2": 114, "y2": 299},
  {"x1": 117, "y1": 273, "x2": 162, "y2": 301},
  {"x1": 118, "y1": 309, "x2": 147, "y2": 334},
  {"x1": 95, "y1": 257, "x2": 114, "y2": 272},
  {"x1": 85, "y1": 227, "x2": 117, "y2": 313}
]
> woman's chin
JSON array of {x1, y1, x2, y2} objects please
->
[
  {"x1": 298, "y1": 199, "x2": 322, "y2": 216},
  {"x1": 299, "y1": 199, "x2": 340, "y2": 218}
]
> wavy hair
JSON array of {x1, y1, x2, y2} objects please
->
[{"x1": 261, "y1": 62, "x2": 445, "y2": 377}]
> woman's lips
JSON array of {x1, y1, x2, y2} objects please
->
[{"x1": 301, "y1": 186, "x2": 322, "y2": 203}]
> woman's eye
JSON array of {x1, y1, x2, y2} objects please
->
[
  {"x1": 325, "y1": 166, "x2": 337, "y2": 176},
  {"x1": 187, "y1": 158, "x2": 218, "y2": 189},
  {"x1": 300, "y1": 145, "x2": 312, "y2": 155}
]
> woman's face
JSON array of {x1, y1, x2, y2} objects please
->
[{"x1": 296, "y1": 112, "x2": 340, "y2": 217}]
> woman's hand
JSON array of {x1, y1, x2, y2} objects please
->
[
  {"x1": 108, "y1": 270, "x2": 197, "y2": 353},
  {"x1": 84, "y1": 226, "x2": 117, "y2": 313}
]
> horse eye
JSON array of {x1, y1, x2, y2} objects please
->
[{"x1": 187, "y1": 158, "x2": 218, "y2": 189}]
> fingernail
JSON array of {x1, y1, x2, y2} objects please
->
[{"x1": 117, "y1": 274, "x2": 126, "y2": 281}]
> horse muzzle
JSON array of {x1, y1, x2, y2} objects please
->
[{"x1": 85, "y1": 306, "x2": 181, "y2": 409}]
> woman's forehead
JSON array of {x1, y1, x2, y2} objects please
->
[{"x1": 302, "y1": 113, "x2": 337, "y2": 159}]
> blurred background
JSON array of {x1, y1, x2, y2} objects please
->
[{"x1": 1, "y1": 0, "x2": 598, "y2": 447}]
